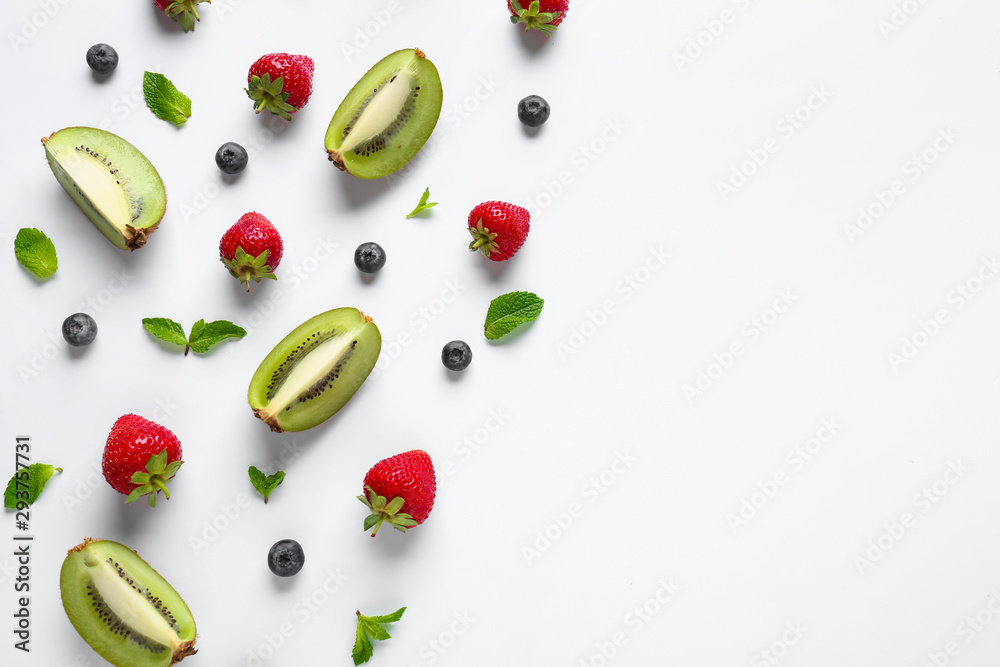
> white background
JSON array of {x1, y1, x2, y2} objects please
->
[{"x1": 3, "y1": 1, "x2": 1000, "y2": 666}]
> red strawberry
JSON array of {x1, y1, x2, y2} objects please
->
[
  {"x1": 153, "y1": 0, "x2": 209, "y2": 33},
  {"x1": 103, "y1": 414, "x2": 183, "y2": 507},
  {"x1": 245, "y1": 53, "x2": 315, "y2": 120},
  {"x1": 358, "y1": 450, "x2": 436, "y2": 536},
  {"x1": 468, "y1": 201, "x2": 530, "y2": 261},
  {"x1": 220, "y1": 212, "x2": 283, "y2": 292},
  {"x1": 508, "y1": 0, "x2": 568, "y2": 35}
]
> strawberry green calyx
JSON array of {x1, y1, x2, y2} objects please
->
[
  {"x1": 223, "y1": 247, "x2": 277, "y2": 292},
  {"x1": 245, "y1": 73, "x2": 298, "y2": 121},
  {"x1": 358, "y1": 486, "x2": 418, "y2": 536},
  {"x1": 468, "y1": 219, "x2": 502, "y2": 258},
  {"x1": 509, "y1": 0, "x2": 561, "y2": 35},
  {"x1": 126, "y1": 448, "x2": 183, "y2": 507},
  {"x1": 160, "y1": 0, "x2": 210, "y2": 33}
]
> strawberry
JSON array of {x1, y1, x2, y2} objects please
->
[
  {"x1": 468, "y1": 201, "x2": 530, "y2": 261},
  {"x1": 358, "y1": 450, "x2": 436, "y2": 536},
  {"x1": 103, "y1": 414, "x2": 183, "y2": 507},
  {"x1": 245, "y1": 53, "x2": 315, "y2": 120},
  {"x1": 220, "y1": 212, "x2": 283, "y2": 292},
  {"x1": 508, "y1": 0, "x2": 568, "y2": 35},
  {"x1": 153, "y1": 0, "x2": 210, "y2": 33}
]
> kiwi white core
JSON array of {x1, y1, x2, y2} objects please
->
[
  {"x1": 85, "y1": 555, "x2": 179, "y2": 649},
  {"x1": 266, "y1": 336, "x2": 355, "y2": 416},
  {"x1": 339, "y1": 69, "x2": 413, "y2": 153},
  {"x1": 61, "y1": 151, "x2": 132, "y2": 235}
]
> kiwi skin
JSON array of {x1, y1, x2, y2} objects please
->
[
  {"x1": 325, "y1": 48, "x2": 443, "y2": 179},
  {"x1": 60, "y1": 538, "x2": 197, "y2": 667},
  {"x1": 248, "y1": 307, "x2": 382, "y2": 433}
]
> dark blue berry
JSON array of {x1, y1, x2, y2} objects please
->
[
  {"x1": 86, "y1": 44, "x2": 118, "y2": 74},
  {"x1": 442, "y1": 340, "x2": 472, "y2": 371},
  {"x1": 62, "y1": 313, "x2": 97, "y2": 346},
  {"x1": 267, "y1": 539, "x2": 304, "y2": 577},
  {"x1": 517, "y1": 95, "x2": 550, "y2": 128},
  {"x1": 354, "y1": 242, "x2": 386, "y2": 273},
  {"x1": 215, "y1": 142, "x2": 248, "y2": 175}
]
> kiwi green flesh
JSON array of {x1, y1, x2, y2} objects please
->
[
  {"x1": 43, "y1": 127, "x2": 166, "y2": 250},
  {"x1": 325, "y1": 48, "x2": 443, "y2": 179},
  {"x1": 60, "y1": 539, "x2": 196, "y2": 667},
  {"x1": 249, "y1": 307, "x2": 382, "y2": 432}
]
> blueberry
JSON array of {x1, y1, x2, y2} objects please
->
[
  {"x1": 354, "y1": 242, "x2": 386, "y2": 273},
  {"x1": 441, "y1": 340, "x2": 472, "y2": 371},
  {"x1": 517, "y1": 95, "x2": 550, "y2": 128},
  {"x1": 86, "y1": 43, "x2": 118, "y2": 74},
  {"x1": 215, "y1": 142, "x2": 248, "y2": 175},
  {"x1": 267, "y1": 539, "x2": 305, "y2": 577},
  {"x1": 62, "y1": 313, "x2": 97, "y2": 347}
]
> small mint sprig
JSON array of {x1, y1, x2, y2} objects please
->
[
  {"x1": 4, "y1": 463, "x2": 62, "y2": 509},
  {"x1": 142, "y1": 317, "x2": 246, "y2": 355},
  {"x1": 248, "y1": 466, "x2": 285, "y2": 504},
  {"x1": 144, "y1": 71, "x2": 192, "y2": 126},
  {"x1": 484, "y1": 291, "x2": 544, "y2": 340},
  {"x1": 353, "y1": 607, "x2": 406, "y2": 665},
  {"x1": 14, "y1": 228, "x2": 58, "y2": 279},
  {"x1": 406, "y1": 187, "x2": 438, "y2": 218}
]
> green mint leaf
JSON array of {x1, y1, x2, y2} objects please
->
[
  {"x1": 484, "y1": 291, "x2": 544, "y2": 340},
  {"x1": 4, "y1": 463, "x2": 62, "y2": 509},
  {"x1": 143, "y1": 317, "x2": 188, "y2": 347},
  {"x1": 188, "y1": 319, "x2": 246, "y2": 354},
  {"x1": 248, "y1": 466, "x2": 285, "y2": 504},
  {"x1": 406, "y1": 187, "x2": 438, "y2": 218},
  {"x1": 14, "y1": 228, "x2": 58, "y2": 279},
  {"x1": 353, "y1": 608, "x2": 405, "y2": 665},
  {"x1": 143, "y1": 71, "x2": 192, "y2": 126}
]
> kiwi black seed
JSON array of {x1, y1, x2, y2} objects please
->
[
  {"x1": 60, "y1": 538, "x2": 197, "y2": 667},
  {"x1": 325, "y1": 48, "x2": 443, "y2": 179},
  {"x1": 248, "y1": 307, "x2": 382, "y2": 432},
  {"x1": 42, "y1": 127, "x2": 166, "y2": 250}
]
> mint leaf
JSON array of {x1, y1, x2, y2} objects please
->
[
  {"x1": 4, "y1": 463, "x2": 61, "y2": 509},
  {"x1": 188, "y1": 319, "x2": 246, "y2": 354},
  {"x1": 353, "y1": 607, "x2": 405, "y2": 665},
  {"x1": 248, "y1": 466, "x2": 285, "y2": 504},
  {"x1": 406, "y1": 187, "x2": 438, "y2": 218},
  {"x1": 14, "y1": 228, "x2": 58, "y2": 279},
  {"x1": 143, "y1": 317, "x2": 188, "y2": 347},
  {"x1": 143, "y1": 71, "x2": 192, "y2": 126},
  {"x1": 484, "y1": 291, "x2": 544, "y2": 340}
]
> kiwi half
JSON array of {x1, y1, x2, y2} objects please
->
[
  {"x1": 325, "y1": 48, "x2": 443, "y2": 179},
  {"x1": 248, "y1": 307, "x2": 381, "y2": 432},
  {"x1": 60, "y1": 538, "x2": 196, "y2": 667},
  {"x1": 43, "y1": 127, "x2": 166, "y2": 250}
]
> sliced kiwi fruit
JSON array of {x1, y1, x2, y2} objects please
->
[
  {"x1": 60, "y1": 538, "x2": 197, "y2": 667},
  {"x1": 42, "y1": 127, "x2": 166, "y2": 250},
  {"x1": 248, "y1": 307, "x2": 381, "y2": 432},
  {"x1": 325, "y1": 48, "x2": 443, "y2": 179}
]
